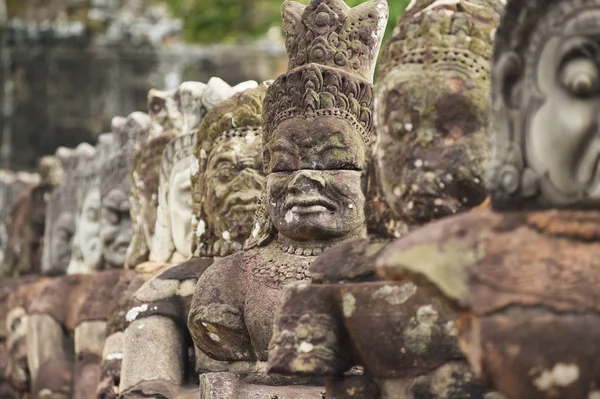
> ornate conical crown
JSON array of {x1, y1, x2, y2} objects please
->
[
  {"x1": 264, "y1": 0, "x2": 388, "y2": 146},
  {"x1": 161, "y1": 132, "x2": 197, "y2": 184},
  {"x1": 282, "y1": 0, "x2": 388, "y2": 81}
]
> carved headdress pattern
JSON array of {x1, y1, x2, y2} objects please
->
[
  {"x1": 486, "y1": 0, "x2": 600, "y2": 209},
  {"x1": 264, "y1": 0, "x2": 388, "y2": 148},
  {"x1": 377, "y1": 0, "x2": 502, "y2": 81}
]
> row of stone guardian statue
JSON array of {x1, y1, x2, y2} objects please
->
[{"x1": 0, "y1": 0, "x2": 598, "y2": 398}]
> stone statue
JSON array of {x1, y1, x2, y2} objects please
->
[
  {"x1": 0, "y1": 171, "x2": 39, "y2": 278},
  {"x1": 42, "y1": 144, "x2": 96, "y2": 276},
  {"x1": 68, "y1": 134, "x2": 114, "y2": 275},
  {"x1": 100, "y1": 112, "x2": 151, "y2": 270},
  {"x1": 20, "y1": 113, "x2": 149, "y2": 399},
  {"x1": 125, "y1": 129, "x2": 178, "y2": 269},
  {"x1": 99, "y1": 80, "x2": 255, "y2": 399},
  {"x1": 267, "y1": 0, "x2": 502, "y2": 397},
  {"x1": 125, "y1": 89, "x2": 183, "y2": 269},
  {"x1": 147, "y1": 132, "x2": 197, "y2": 267},
  {"x1": 5, "y1": 155, "x2": 63, "y2": 277},
  {"x1": 187, "y1": 0, "x2": 388, "y2": 396},
  {"x1": 119, "y1": 83, "x2": 264, "y2": 399},
  {"x1": 97, "y1": 88, "x2": 184, "y2": 399},
  {"x1": 374, "y1": 0, "x2": 600, "y2": 398}
]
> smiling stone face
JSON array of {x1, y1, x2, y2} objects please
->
[{"x1": 267, "y1": 169, "x2": 365, "y2": 242}]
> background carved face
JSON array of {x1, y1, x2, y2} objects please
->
[
  {"x1": 78, "y1": 187, "x2": 102, "y2": 268},
  {"x1": 374, "y1": 69, "x2": 489, "y2": 224},
  {"x1": 267, "y1": 169, "x2": 365, "y2": 241},
  {"x1": 168, "y1": 159, "x2": 193, "y2": 258},
  {"x1": 100, "y1": 188, "x2": 131, "y2": 268},
  {"x1": 204, "y1": 135, "x2": 264, "y2": 242},
  {"x1": 5, "y1": 307, "x2": 29, "y2": 392},
  {"x1": 525, "y1": 32, "x2": 600, "y2": 202},
  {"x1": 48, "y1": 212, "x2": 75, "y2": 273}
]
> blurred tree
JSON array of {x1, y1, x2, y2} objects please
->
[{"x1": 163, "y1": 0, "x2": 409, "y2": 45}]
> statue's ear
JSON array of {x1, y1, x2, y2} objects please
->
[{"x1": 493, "y1": 52, "x2": 523, "y2": 109}]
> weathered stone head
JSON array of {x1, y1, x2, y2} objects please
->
[
  {"x1": 193, "y1": 85, "x2": 267, "y2": 257},
  {"x1": 249, "y1": 0, "x2": 388, "y2": 248},
  {"x1": 100, "y1": 113, "x2": 151, "y2": 269},
  {"x1": 148, "y1": 89, "x2": 182, "y2": 139},
  {"x1": 126, "y1": 130, "x2": 178, "y2": 268},
  {"x1": 0, "y1": 172, "x2": 39, "y2": 277},
  {"x1": 373, "y1": 0, "x2": 501, "y2": 233},
  {"x1": 69, "y1": 136, "x2": 112, "y2": 274},
  {"x1": 149, "y1": 132, "x2": 197, "y2": 264},
  {"x1": 41, "y1": 147, "x2": 85, "y2": 276},
  {"x1": 487, "y1": 0, "x2": 600, "y2": 209},
  {"x1": 7, "y1": 156, "x2": 62, "y2": 276}
]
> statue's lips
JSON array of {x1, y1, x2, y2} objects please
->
[{"x1": 285, "y1": 196, "x2": 336, "y2": 214}]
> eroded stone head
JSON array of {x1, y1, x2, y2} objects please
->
[
  {"x1": 41, "y1": 146, "x2": 89, "y2": 276},
  {"x1": 373, "y1": 0, "x2": 501, "y2": 235},
  {"x1": 251, "y1": 0, "x2": 388, "y2": 248},
  {"x1": 148, "y1": 89, "x2": 182, "y2": 140},
  {"x1": 99, "y1": 113, "x2": 150, "y2": 269},
  {"x1": 149, "y1": 132, "x2": 197, "y2": 264},
  {"x1": 487, "y1": 0, "x2": 600, "y2": 209},
  {"x1": 193, "y1": 85, "x2": 267, "y2": 257}
]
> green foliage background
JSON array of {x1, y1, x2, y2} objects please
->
[{"x1": 163, "y1": 0, "x2": 409, "y2": 44}]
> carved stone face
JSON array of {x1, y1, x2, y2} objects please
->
[
  {"x1": 204, "y1": 135, "x2": 264, "y2": 242},
  {"x1": 265, "y1": 115, "x2": 366, "y2": 241},
  {"x1": 526, "y1": 32, "x2": 600, "y2": 201},
  {"x1": 375, "y1": 69, "x2": 489, "y2": 223},
  {"x1": 5, "y1": 307, "x2": 29, "y2": 392},
  {"x1": 179, "y1": 89, "x2": 204, "y2": 135},
  {"x1": 48, "y1": 212, "x2": 75, "y2": 272},
  {"x1": 168, "y1": 159, "x2": 194, "y2": 258},
  {"x1": 267, "y1": 169, "x2": 365, "y2": 241},
  {"x1": 100, "y1": 188, "x2": 132, "y2": 268},
  {"x1": 78, "y1": 187, "x2": 102, "y2": 268}
]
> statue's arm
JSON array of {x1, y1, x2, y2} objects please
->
[{"x1": 188, "y1": 255, "x2": 254, "y2": 362}]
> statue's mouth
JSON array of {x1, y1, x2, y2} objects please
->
[
  {"x1": 285, "y1": 196, "x2": 336, "y2": 214},
  {"x1": 223, "y1": 191, "x2": 261, "y2": 215}
]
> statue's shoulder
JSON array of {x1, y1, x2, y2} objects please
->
[{"x1": 310, "y1": 238, "x2": 387, "y2": 283}]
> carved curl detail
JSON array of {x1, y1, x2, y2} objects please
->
[
  {"x1": 282, "y1": 0, "x2": 388, "y2": 82},
  {"x1": 263, "y1": 64, "x2": 374, "y2": 143}
]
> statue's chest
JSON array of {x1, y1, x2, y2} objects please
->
[{"x1": 243, "y1": 250, "x2": 314, "y2": 360}]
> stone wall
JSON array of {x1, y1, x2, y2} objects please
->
[{"x1": 0, "y1": 0, "x2": 287, "y2": 170}]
